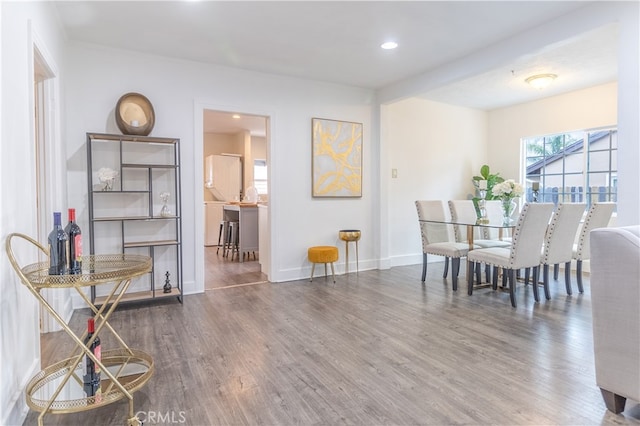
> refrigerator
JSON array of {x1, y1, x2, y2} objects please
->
[{"x1": 205, "y1": 154, "x2": 242, "y2": 201}]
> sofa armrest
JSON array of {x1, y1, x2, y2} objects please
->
[{"x1": 590, "y1": 226, "x2": 640, "y2": 412}]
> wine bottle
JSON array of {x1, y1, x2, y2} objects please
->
[
  {"x1": 83, "y1": 318, "x2": 102, "y2": 401},
  {"x1": 48, "y1": 212, "x2": 68, "y2": 275},
  {"x1": 65, "y1": 208, "x2": 83, "y2": 274},
  {"x1": 91, "y1": 318, "x2": 102, "y2": 403},
  {"x1": 83, "y1": 318, "x2": 96, "y2": 397}
]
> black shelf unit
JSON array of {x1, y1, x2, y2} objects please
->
[{"x1": 86, "y1": 132, "x2": 183, "y2": 304}]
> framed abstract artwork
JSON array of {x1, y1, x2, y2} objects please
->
[{"x1": 311, "y1": 118, "x2": 363, "y2": 198}]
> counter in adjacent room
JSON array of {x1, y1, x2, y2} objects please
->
[
  {"x1": 258, "y1": 204, "x2": 269, "y2": 277},
  {"x1": 223, "y1": 203, "x2": 259, "y2": 262}
]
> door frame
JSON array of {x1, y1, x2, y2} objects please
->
[{"x1": 193, "y1": 101, "x2": 275, "y2": 292}]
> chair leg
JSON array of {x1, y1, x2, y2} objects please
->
[
  {"x1": 324, "y1": 263, "x2": 328, "y2": 278},
  {"x1": 310, "y1": 263, "x2": 316, "y2": 282},
  {"x1": 537, "y1": 266, "x2": 546, "y2": 301},
  {"x1": 564, "y1": 261, "x2": 572, "y2": 295},
  {"x1": 451, "y1": 258, "x2": 460, "y2": 291},
  {"x1": 330, "y1": 262, "x2": 335, "y2": 283},
  {"x1": 502, "y1": 270, "x2": 507, "y2": 288},
  {"x1": 492, "y1": 266, "x2": 498, "y2": 290},
  {"x1": 524, "y1": 268, "x2": 530, "y2": 285},
  {"x1": 542, "y1": 264, "x2": 549, "y2": 300},
  {"x1": 475, "y1": 262, "x2": 482, "y2": 284},
  {"x1": 553, "y1": 263, "x2": 559, "y2": 280},
  {"x1": 485, "y1": 265, "x2": 491, "y2": 283},
  {"x1": 421, "y1": 253, "x2": 427, "y2": 283},
  {"x1": 508, "y1": 269, "x2": 517, "y2": 308},
  {"x1": 531, "y1": 266, "x2": 540, "y2": 303},
  {"x1": 576, "y1": 260, "x2": 584, "y2": 293},
  {"x1": 443, "y1": 256, "x2": 449, "y2": 278},
  {"x1": 467, "y1": 260, "x2": 475, "y2": 295},
  {"x1": 216, "y1": 221, "x2": 224, "y2": 254}
]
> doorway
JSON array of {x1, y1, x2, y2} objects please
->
[
  {"x1": 202, "y1": 109, "x2": 269, "y2": 290},
  {"x1": 33, "y1": 42, "x2": 71, "y2": 332}
]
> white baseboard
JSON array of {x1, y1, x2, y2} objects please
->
[{"x1": 2, "y1": 357, "x2": 40, "y2": 426}]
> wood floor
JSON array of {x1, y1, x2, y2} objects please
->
[
  {"x1": 205, "y1": 245, "x2": 267, "y2": 290},
  {"x1": 27, "y1": 262, "x2": 640, "y2": 425}
]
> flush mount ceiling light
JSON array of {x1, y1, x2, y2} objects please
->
[
  {"x1": 381, "y1": 41, "x2": 398, "y2": 50},
  {"x1": 525, "y1": 73, "x2": 558, "y2": 89}
]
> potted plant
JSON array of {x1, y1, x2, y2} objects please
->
[{"x1": 472, "y1": 165, "x2": 504, "y2": 216}]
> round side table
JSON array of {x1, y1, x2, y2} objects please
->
[{"x1": 339, "y1": 230, "x2": 361, "y2": 274}]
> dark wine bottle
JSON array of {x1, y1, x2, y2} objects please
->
[
  {"x1": 83, "y1": 318, "x2": 102, "y2": 401},
  {"x1": 65, "y1": 208, "x2": 83, "y2": 274},
  {"x1": 83, "y1": 318, "x2": 96, "y2": 397},
  {"x1": 48, "y1": 212, "x2": 68, "y2": 275},
  {"x1": 91, "y1": 319, "x2": 103, "y2": 403}
]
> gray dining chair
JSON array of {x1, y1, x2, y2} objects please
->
[
  {"x1": 448, "y1": 200, "x2": 511, "y2": 248},
  {"x1": 485, "y1": 200, "x2": 512, "y2": 240},
  {"x1": 449, "y1": 199, "x2": 510, "y2": 283},
  {"x1": 415, "y1": 200, "x2": 478, "y2": 290},
  {"x1": 572, "y1": 202, "x2": 616, "y2": 293},
  {"x1": 467, "y1": 202, "x2": 554, "y2": 308},
  {"x1": 539, "y1": 202, "x2": 586, "y2": 297}
]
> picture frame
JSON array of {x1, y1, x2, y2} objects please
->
[{"x1": 311, "y1": 117, "x2": 363, "y2": 198}]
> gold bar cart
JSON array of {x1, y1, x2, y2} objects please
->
[{"x1": 6, "y1": 233, "x2": 154, "y2": 426}]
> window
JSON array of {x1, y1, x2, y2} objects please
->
[
  {"x1": 253, "y1": 159, "x2": 268, "y2": 195},
  {"x1": 523, "y1": 128, "x2": 617, "y2": 209}
]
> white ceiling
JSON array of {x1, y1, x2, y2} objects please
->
[{"x1": 53, "y1": 1, "x2": 618, "y2": 134}]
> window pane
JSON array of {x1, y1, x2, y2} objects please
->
[
  {"x1": 523, "y1": 128, "x2": 617, "y2": 209},
  {"x1": 588, "y1": 150, "x2": 607, "y2": 172}
]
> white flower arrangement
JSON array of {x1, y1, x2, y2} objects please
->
[
  {"x1": 97, "y1": 167, "x2": 118, "y2": 183},
  {"x1": 159, "y1": 192, "x2": 170, "y2": 202},
  {"x1": 492, "y1": 179, "x2": 524, "y2": 200}
]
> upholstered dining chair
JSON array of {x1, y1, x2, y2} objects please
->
[
  {"x1": 449, "y1": 199, "x2": 510, "y2": 283},
  {"x1": 467, "y1": 202, "x2": 554, "y2": 308},
  {"x1": 415, "y1": 200, "x2": 477, "y2": 290},
  {"x1": 539, "y1": 202, "x2": 586, "y2": 297},
  {"x1": 485, "y1": 200, "x2": 511, "y2": 240},
  {"x1": 572, "y1": 202, "x2": 616, "y2": 293},
  {"x1": 448, "y1": 200, "x2": 511, "y2": 248}
]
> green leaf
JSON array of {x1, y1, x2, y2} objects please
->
[{"x1": 480, "y1": 165, "x2": 490, "y2": 179}]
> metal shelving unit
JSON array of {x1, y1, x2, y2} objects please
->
[{"x1": 86, "y1": 132, "x2": 183, "y2": 304}]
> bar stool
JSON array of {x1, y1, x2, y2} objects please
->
[
  {"x1": 216, "y1": 220, "x2": 227, "y2": 254},
  {"x1": 224, "y1": 221, "x2": 239, "y2": 260}
]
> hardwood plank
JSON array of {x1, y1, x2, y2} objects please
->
[{"x1": 27, "y1": 262, "x2": 640, "y2": 425}]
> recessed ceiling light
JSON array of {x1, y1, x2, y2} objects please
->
[
  {"x1": 381, "y1": 41, "x2": 398, "y2": 50},
  {"x1": 232, "y1": 114, "x2": 241, "y2": 119},
  {"x1": 525, "y1": 73, "x2": 558, "y2": 89}
]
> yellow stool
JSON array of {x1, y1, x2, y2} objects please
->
[{"x1": 308, "y1": 246, "x2": 338, "y2": 282}]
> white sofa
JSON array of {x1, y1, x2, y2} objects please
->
[{"x1": 590, "y1": 225, "x2": 640, "y2": 413}]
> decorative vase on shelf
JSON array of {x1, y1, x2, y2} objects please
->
[
  {"x1": 101, "y1": 178, "x2": 114, "y2": 191},
  {"x1": 502, "y1": 198, "x2": 517, "y2": 225},
  {"x1": 97, "y1": 167, "x2": 118, "y2": 192},
  {"x1": 159, "y1": 192, "x2": 171, "y2": 217}
]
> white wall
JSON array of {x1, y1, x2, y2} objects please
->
[
  {"x1": 385, "y1": 98, "x2": 489, "y2": 266},
  {"x1": 379, "y1": 1, "x2": 639, "y2": 226},
  {"x1": 384, "y1": 83, "x2": 623, "y2": 268},
  {"x1": 64, "y1": 43, "x2": 377, "y2": 293},
  {"x1": 1, "y1": 2, "x2": 67, "y2": 424},
  {"x1": 488, "y1": 82, "x2": 618, "y2": 185}
]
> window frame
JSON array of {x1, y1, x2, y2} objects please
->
[{"x1": 522, "y1": 127, "x2": 617, "y2": 209}]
